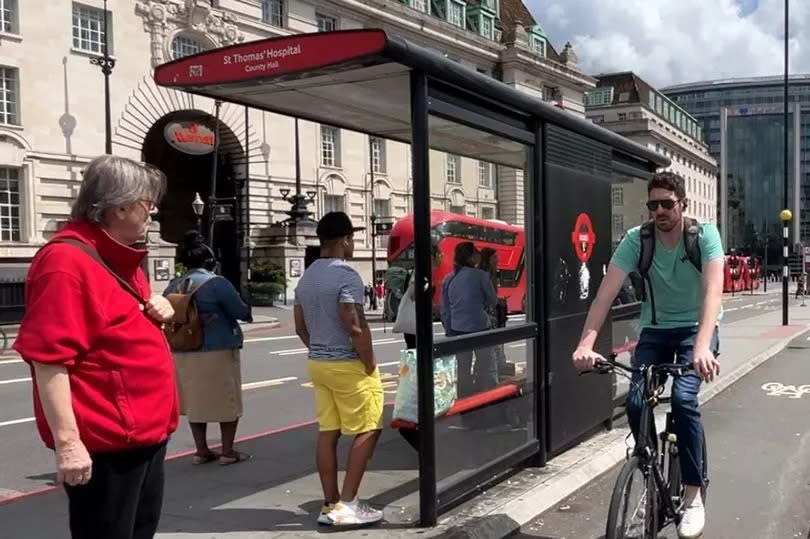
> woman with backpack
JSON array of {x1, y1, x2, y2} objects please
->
[{"x1": 165, "y1": 231, "x2": 253, "y2": 466}]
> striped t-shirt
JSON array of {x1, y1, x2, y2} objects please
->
[{"x1": 294, "y1": 258, "x2": 364, "y2": 360}]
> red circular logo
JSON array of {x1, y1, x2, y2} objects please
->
[{"x1": 571, "y1": 213, "x2": 596, "y2": 263}]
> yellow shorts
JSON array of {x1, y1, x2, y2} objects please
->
[{"x1": 307, "y1": 360, "x2": 384, "y2": 435}]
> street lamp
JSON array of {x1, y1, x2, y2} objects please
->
[
  {"x1": 780, "y1": 208, "x2": 792, "y2": 325},
  {"x1": 89, "y1": 0, "x2": 115, "y2": 155},
  {"x1": 192, "y1": 192, "x2": 205, "y2": 232},
  {"x1": 281, "y1": 119, "x2": 317, "y2": 224}
]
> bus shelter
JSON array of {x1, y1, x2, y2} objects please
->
[{"x1": 155, "y1": 29, "x2": 666, "y2": 526}]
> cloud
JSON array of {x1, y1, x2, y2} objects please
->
[{"x1": 525, "y1": 0, "x2": 809, "y2": 88}]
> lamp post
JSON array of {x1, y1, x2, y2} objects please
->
[
  {"x1": 280, "y1": 119, "x2": 316, "y2": 224},
  {"x1": 782, "y1": 0, "x2": 790, "y2": 325},
  {"x1": 192, "y1": 192, "x2": 205, "y2": 232},
  {"x1": 780, "y1": 209, "x2": 792, "y2": 325},
  {"x1": 89, "y1": 0, "x2": 115, "y2": 154}
]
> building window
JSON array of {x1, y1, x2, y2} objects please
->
[
  {"x1": 481, "y1": 206, "x2": 495, "y2": 220},
  {"x1": 0, "y1": 167, "x2": 20, "y2": 241},
  {"x1": 447, "y1": 1, "x2": 464, "y2": 27},
  {"x1": 411, "y1": 0, "x2": 428, "y2": 13},
  {"x1": 72, "y1": 3, "x2": 109, "y2": 54},
  {"x1": 612, "y1": 213, "x2": 624, "y2": 236},
  {"x1": 612, "y1": 186, "x2": 623, "y2": 205},
  {"x1": 449, "y1": 204, "x2": 465, "y2": 215},
  {"x1": 320, "y1": 126, "x2": 340, "y2": 167},
  {"x1": 531, "y1": 36, "x2": 546, "y2": 56},
  {"x1": 316, "y1": 13, "x2": 337, "y2": 32},
  {"x1": 479, "y1": 15, "x2": 494, "y2": 39},
  {"x1": 370, "y1": 137, "x2": 386, "y2": 173},
  {"x1": 171, "y1": 35, "x2": 203, "y2": 59},
  {"x1": 0, "y1": 67, "x2": 18, "y2": 125},
  {"x1": 261, "y1": 0, "x2": 283, "y2": 27},
  {"x1": 446, "y1": 154, "x2": 461, "y2": 184},
  {"x1": 478, "y1": 161, "x2": 493, "y2": 187},
  {"x1": 585, "y1": 87, "x2": 613, "y2": 107},
  {"x1": 618, "y1": 112, "x2": 627, "y2": 121},
  {"x1": 373, "y1": 198, "x2": 390, "y2": 247},
  {"x1": 323, "y1": 194, "x2": 344, "y2": 214},
  {"x1": 0, "y1": 0, "x2": 17, "y2": 34}
]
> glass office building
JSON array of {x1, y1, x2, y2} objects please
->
[{"x1": 664, "y1": 77, "x2": 810, "y2": 266}]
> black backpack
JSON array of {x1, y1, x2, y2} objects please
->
[{"x1": 628, "y1": 217, "x2": 701, "y2": 325}]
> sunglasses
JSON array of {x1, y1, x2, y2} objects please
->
[{"x1": 646, "y1": 199, "x2": 680, "y2": 211}]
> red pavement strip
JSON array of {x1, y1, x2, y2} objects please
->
[{"x1": 0, "y1": 418, "x2": 319, "y2": 507}]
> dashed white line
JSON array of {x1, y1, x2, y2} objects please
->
[
  {"x1": 0, "y1": 377, "x2": 30, "y2": 386},
  {"x1": 0, "y1": 417, "x2": 34, "y2": 428},
  {"x1": 241, "y1": 377, "x2": 298, "y2": 390}
]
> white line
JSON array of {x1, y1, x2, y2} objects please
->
[
  {"x1": 509, "y1": 343, "x2": 527, "y2": 348},
  {"x1": 725, "y1": 307, "x2": 739, "y2": 312},
  {"x1": 0, "y1": 377, "x2": 30, "y2": 385},
  {"x1": 241, "y1": 377, "x2": 297, "y2": 390},
  {"x1": 0, "y1": 417, "x2": 34, "y2": 428},
  {"x1": 0, "y1": 358, "x2": 22, "y2": 365},
  {"x1": 378, "y1": 361, "x2": 400, "y2": 368}
]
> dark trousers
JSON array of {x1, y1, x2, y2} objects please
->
[
  {"x1": 65, "y1": 442, "x2": 167, "y2": 539},
  {"x1": 626, "y1": 328, "x2": 718, "y2": 487},
  {"x1": 404, "y1": 333, "x2": 416, "y2": 349},
  {"x1": 446, "y1": 329, "x2": 498, "y2": 398}
]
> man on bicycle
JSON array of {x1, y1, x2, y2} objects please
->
[{"x1": 572, "y1": 171, "x2": 723, "y2": 539}]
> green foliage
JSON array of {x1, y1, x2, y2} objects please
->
[{"x1": 250, "y1": 259, "x2": 286, "y2": 284}]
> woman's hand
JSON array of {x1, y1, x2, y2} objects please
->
[
  {"x1": 145, "y1": 295, "x2": 174, "y2": 323},
  {"x1": 55, "y1": 437, "x2": 93, "y2": 486}
]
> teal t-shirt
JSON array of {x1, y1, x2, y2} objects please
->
[{"x1": 611, "y1": 222, "x2": 725, "y2": 329}]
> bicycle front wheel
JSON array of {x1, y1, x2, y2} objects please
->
[{"x1": 606, "y1": 457, "x2": 658, "y2": 539}]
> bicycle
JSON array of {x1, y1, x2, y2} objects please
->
[{"x1": 587, "y1": 355, "x2": 707, "y2": 539}]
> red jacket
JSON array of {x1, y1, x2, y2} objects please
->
[{"x1": 14, "y1": 221, "x2": 179, "y2": 453}]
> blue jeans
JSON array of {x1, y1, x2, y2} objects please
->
[{"x1": 626, "y1": 326, "x2": 719, "y2": 487}]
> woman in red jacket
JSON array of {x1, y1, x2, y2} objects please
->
[{"x1": 14, "y1": 155, "x2": 179, "y2": 539}]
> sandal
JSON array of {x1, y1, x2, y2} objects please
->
[
  {"x1": 192, "y1": 452, "x2": 219, "y2": 465},
  {"x1": 219, "y1": 451, "x2": 253, "y2": 466}
]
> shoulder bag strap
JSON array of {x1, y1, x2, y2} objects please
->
[{"x1": 52, "y1": 239, "x2": 148, "y2": 307}]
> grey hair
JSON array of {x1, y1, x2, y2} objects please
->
[{"x1": 71, "y1": 155, "x2": 167, "y2": 223}]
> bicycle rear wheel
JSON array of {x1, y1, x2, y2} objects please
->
[{"x1": 606, "y1": 457, "x2": 658, "y2": 539}]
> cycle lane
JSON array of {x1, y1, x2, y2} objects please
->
[{"x1": 518, "y1": 333, "x2": 810, "y2": 539}]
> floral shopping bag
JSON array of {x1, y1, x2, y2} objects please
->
[{"x1": 392, "y1": 349, "x2": 457, "y2": 424}]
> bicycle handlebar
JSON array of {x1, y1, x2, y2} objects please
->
[{"x1": 580, "y1": 353, "x2": 694, "y2": 376}]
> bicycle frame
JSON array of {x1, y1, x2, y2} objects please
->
[{"x1": 633, "y1": 366, "x2": 682, "y2": 526}]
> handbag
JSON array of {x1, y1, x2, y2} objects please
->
[
  {"x1": 392, "y1": 284, "x2": 416, "y2": 334},
  {"x1": 392, "y1": 349, "x2": 457, "y2": 424}
]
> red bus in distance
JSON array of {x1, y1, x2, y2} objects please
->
[{"x1": 386, "y1": 211, "x2": 527, "y2": 314}]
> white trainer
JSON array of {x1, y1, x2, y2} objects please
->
[
  {"x1": 678, "y1": 501, "x2": 705, "y2": 538},
  {"x1": 316, "y1": 504, "x2": 334, "y2": 525},
  {"x1": 328, "y1": 499, "x2": 384, "y2": 526}
]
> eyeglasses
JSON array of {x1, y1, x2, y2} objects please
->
[
  {"x1": 646, "y1": 199, "x2": 680, "y2": 211},
  {"x1": 138, "y1": 200, "x2": 159, "y2": 216}
]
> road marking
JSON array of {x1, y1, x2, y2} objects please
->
[
  {"x1": 0, "y1": 358, "x2": 22, "y2": 365},
  {"x1": 509, "y1": 343, "x2": 527, "y2": 348},
  {"x1": 241, "y1": 377, "x2": 298, "y2": 391},
  {"x1": 725, "y1": 307, "x2": 739, "y2": 312},
  {"x1": 0, "y1": 377, "x2": 30, "y2": 385},
  {"x1": 0, "y1": 417, "x2": 34, "y2": 428},
  {"x1": 761, "y1": 382, "x2": 810, "y2": 399}
]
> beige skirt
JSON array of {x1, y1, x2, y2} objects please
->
[{"x1": 174, "y1": 349, "x2": 243, "y2": 423}]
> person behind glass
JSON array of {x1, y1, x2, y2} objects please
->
[
  {"x1": 441, "y1": 241, "x2": 499, "y2": 397},
  {"x1": 399, "y1": 245, "x2": 442, "y2": 349},
  {"x1": 14, "y1": 155, "x2": 178, "y2": 539},
  {"x1": 164, "y1": 231, "x2": 253, "y2": 466},
  {"x1": 478, "y1": 247, "x2": 510, "y2": 369}
]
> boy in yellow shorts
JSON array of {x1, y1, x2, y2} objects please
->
[{"x1": 294, "y1": 211, "x2": 384, "y2": 527}]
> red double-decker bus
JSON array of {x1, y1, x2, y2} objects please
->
[{"x1": 386, "y1": 211, "x2": 527, "y2": 314}]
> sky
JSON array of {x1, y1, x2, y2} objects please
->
[{"x1": 524, "y1": 0, "x2": 810, "y2": 88}]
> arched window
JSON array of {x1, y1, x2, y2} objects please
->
[{"x1": 171, "y1": 35, "x2": 204, "y2": 60}]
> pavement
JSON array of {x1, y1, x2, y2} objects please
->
[{"x1": 0, "y1": 291, "x2": 806, "y2": 539}]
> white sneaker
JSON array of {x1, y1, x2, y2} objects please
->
[
  {"x1": 678, "y1": 501, "x2": 705, "y2": 538},
  {"x1": 328, "y1": 499, "x2": 384, "y2": 526},
  {"x1": 316, "y1": 504, "x2": 334, "y2": 525}
]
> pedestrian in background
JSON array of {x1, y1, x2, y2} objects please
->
[
  {"x1": 14, "y1": 155, "x2": 178, "y2": 539},
  {"x1": 294, "y1": 211, "x2": 384, "y2": 527},
  {"x1": 165, "y1": 231, "x2": 253, "y2": 466},
  {"x1": 441, "y1": 241, "x2": 498, "y2": 397}
]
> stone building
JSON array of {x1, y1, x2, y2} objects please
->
[
  {"x1": 0, "y1": 0, "x2": 593, "y2": 295},
  {"x1": 584, "y1": 72, "x2": 718, "y2": 247}
]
